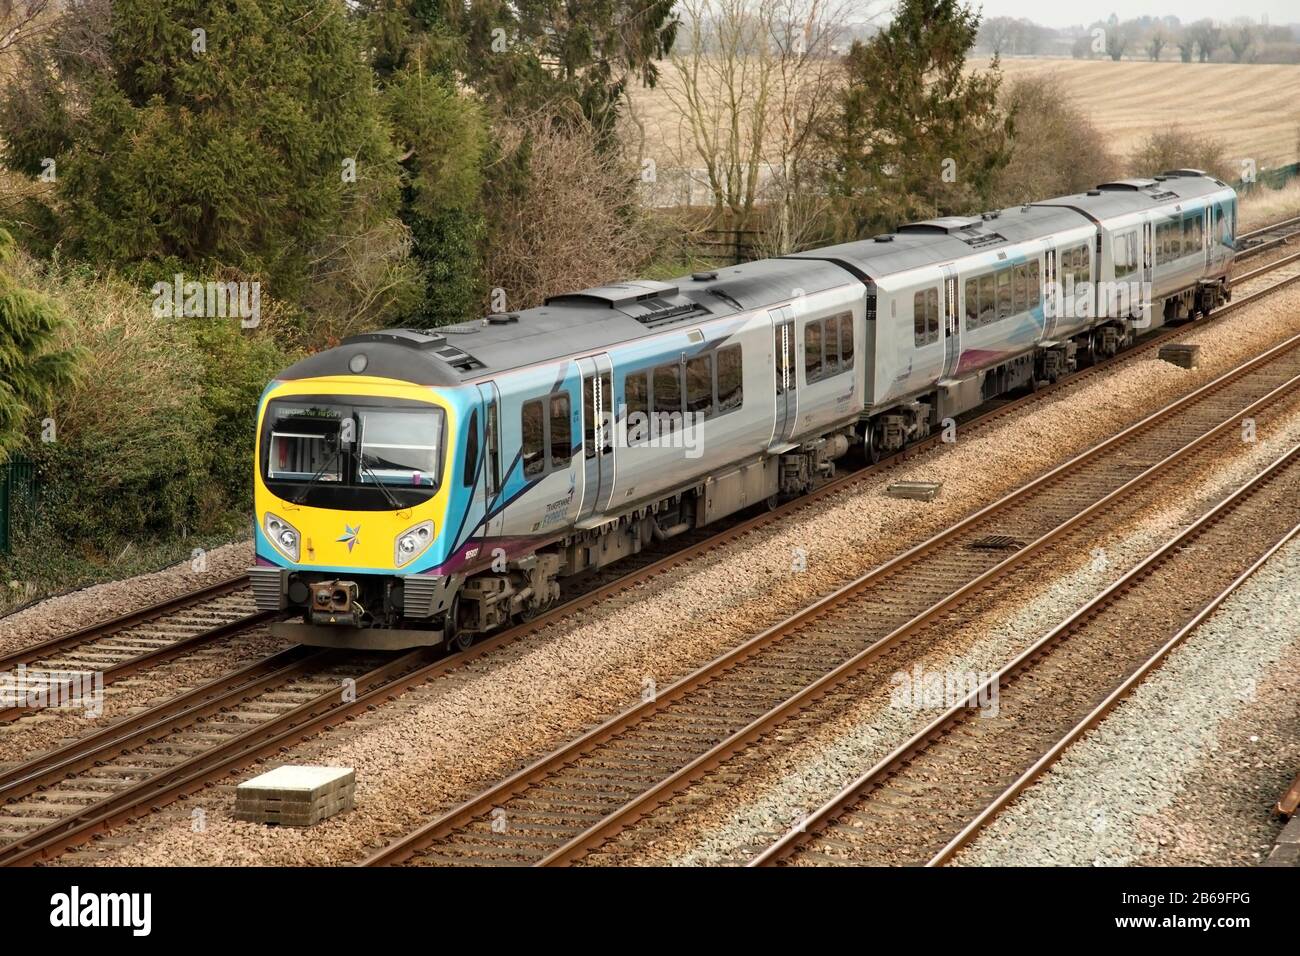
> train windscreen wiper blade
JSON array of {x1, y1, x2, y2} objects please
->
[
  {"x1": 355, "y1": 451, "x2": 403, "y2": 510},
  {"x1": 290, "y1": 446, "x2": 343, "y2": 505}
]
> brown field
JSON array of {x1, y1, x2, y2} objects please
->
[
  {"x1": 987, "y1": 58, "x2": 1300, "y2": 171},
  {"x1": 629, "y1": 56, "x2": 1300, "y2": 174}
]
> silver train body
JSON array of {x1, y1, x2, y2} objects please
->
[{"x1": 250, "y1": 171, "x2": 1237, "y2": 647}]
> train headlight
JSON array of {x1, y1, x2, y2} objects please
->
[
  {"x1": 264, "y1": 513, "x2": 301, "y2": 562},
  {"x1": 395, "y1": 520, "x2": 435, "y2": 567}
]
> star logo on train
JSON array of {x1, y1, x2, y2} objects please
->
[{"x1": 337, "y1": 524, "x2": 361, "y2": 551}]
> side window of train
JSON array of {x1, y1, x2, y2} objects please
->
[
  {"x1": 1114, "y1": 232, "x2": 1137, "y2": 278},
  {"x1": 1029, "y1": 260, "x2": 1041, "y2": 307},
  {"x1": 838, "y1": 312, "x2": 854, "y2": 370},
  {"x1": 805, "y1": 318, "x2": 824, "y2": 380},
  {"x1": 912, "y1": 290, "x2": 939, "y2": 345},
  {"x1": 978, "y1": 274, "x2": 995, "y2": 327},
  {"x1": 996, "y1": 268, "x2": 1012, "y2": 321},
  {"x1": 522, "y1": 399, "x2": 545, "y2": 478},
  {"x1": 549, "y1": 394, "x2": 572, "y2": 469},
  {"x1": 716, "y1": 344, "x2": 743, "y2": 413},
  {"x1": 654, "y1": 362, "x2": 683, "y2": 431},
  {"x1": 686, "y1": 354, "x2": 714, "y2": 419},
  {"x1": 1078, "y1": 245, "x2": 1090, "y2": 284},
  {"x1": 1012, "y1": 265, "x2": 1027, "y2": 315},
  {"x1": 625, "y1": 371, "x2": 650, "y2": 445},
  {"x1": 485, "y1": 400, "x2": 500, "y2": 496},
  {"x1": 463, "y1": 408, "x2": 480, "y2": 487},
  {"x1": 964, "y1": 278, "x2": 978, "y2": 327}
]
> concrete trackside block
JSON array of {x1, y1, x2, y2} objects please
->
[
  {"x1": 886, "y1": 480, "x2": 942, "y2": 501},
  {"x1": 233, "y1": 765, "x2": 355, "y2": 827},
  {"x1": 1158, "y1": 344, "x2": 1201, "y2": 369},
  {"x1": 1263, "y1": 814, "x2": 1300, "y2": 867}
]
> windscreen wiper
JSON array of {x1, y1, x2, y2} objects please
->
[
  {"x1": 290, "y1": 445, "x2": 343, "y2": 504},
  {"x1": 355, "y1": 450, "x2": 403, "y2": 510}
]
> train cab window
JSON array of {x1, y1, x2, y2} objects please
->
[
  {"x1": 463, "y1": 408, "x2": 480, "y2": 487},
  {"x1": 838, "y1": 312, "x2": 855, "y2": 369},
  {"x1": 964, "y1": 279, "x2": 978, "y2": 325},
  {"x1": 522, "y1": 399, "x2": 545, "y2": 478},
  {"x1": 549, "y1": 394, "x2": 572, "y2": 469},
  {"x1": 1013, "y1": 265, "x2": 1027, "y2": 315},
  {"x1": 686, "y1": 355, "x2": 714, "y2": 418},
  {"x1": 978, "y1": 274, "x2": 995, "y2": 327},
  {"x1": 805, "y1": 319, "x2": 825, "y2": 380},
  {"x1": 996, "y1": 269, "x2": 1012, "y2": 321}
]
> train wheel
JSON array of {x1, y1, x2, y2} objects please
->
[
  {"x1": 444, "y1": 595, "x2": 473, "y2": 652},
  {"x1": 863, "y1": 421, "x2": 883, "y2": 465}
]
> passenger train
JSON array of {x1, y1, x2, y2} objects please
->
[{"x1": 249, "y1": 170, "x2": 1238, "y2": 648}]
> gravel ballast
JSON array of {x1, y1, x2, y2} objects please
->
[{"x1": 952, "y1": 537, "x2": 1300, "y2": 867}]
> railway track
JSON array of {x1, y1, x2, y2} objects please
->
[
  {"x1": 0, "y1": 577, "x2": 273, "y2": 722},
  {"x1": 752, "y1": 442, "x2": 1300, "y2": 866},
  {"x1": 359, "y1": 323, "x2": 1300, "y2": 867},
  {"x1": 1238, "y1": 215, "x2": 1300, "y2": 262},
  {"x1": 7, "y1": 216, "x2": 1300, "y2": 867}
]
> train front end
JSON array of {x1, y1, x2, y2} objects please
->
[{"x1": 248, "y1": 373, "x2": 463, "y2": 649}]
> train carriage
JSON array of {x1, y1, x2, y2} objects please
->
[{"x1": 249, "y1": 170, "x2": 1237, "y2": 649}]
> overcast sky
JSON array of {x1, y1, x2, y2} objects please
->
[{"x1": 967, "y1": 1, "x2": 1295, "y2": 28}]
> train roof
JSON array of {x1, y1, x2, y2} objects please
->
[
  {"x1": 1033, "y1": 170, "x2": 1231, "y2": 222},
  {"x1": 276, "y1": 257, "x2": 852, "y2": 385},
  {"x1": 785, "y1": 203, "x2": 1090, "y2": 279},
  {"x1": 274, "y1": 171, "x2": 1234, "y2": 388}
]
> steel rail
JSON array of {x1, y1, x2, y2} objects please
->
[
  {"x1": 0, "y1": 574, "x2": 250, "y2": 673},
  {"x1": 751, "y1": 442, "x2": 1300, "y2": 866}
]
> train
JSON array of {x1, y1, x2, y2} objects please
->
[{"x1": 249, "y1": 169, "x2": 1238, "y2": 649}]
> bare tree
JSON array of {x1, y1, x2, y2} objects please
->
[
  {"x1": 1226, "y1": 20, "x2": 1254, "y2": 62},
  {"x1": 662, "y1": 0, "x2": 869, "y2": 253},
  {"x1": 1146, "y1": 23, "x2": 1168, "y2": 61},
  {"x1": 663, "y1": 0, "x2": 781, "y2": 226},
  {"x1": 1188, "y1": 19, "x2": 1222, "y2": 62},
  {"x1": 0, "y1": 0, "x2": 54, "y2": 58},
  {"x1": 1104, "y1": 18, "x2": 1130, "y2": 61}
]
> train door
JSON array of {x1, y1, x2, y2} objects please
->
[
  {"x1": 576, "y1": 354, "x2": 615, "y2": 524},
  {"x1": 474, "y1": 381, "x2": 504, "y2": 545},
  {"x1": 1140, "y1": 219, "x2": 1154, "y2": 326},
  {"x1": 770, "y1": 306, "x2": 797, "y2": 446},
  {"x1": 940, "y1": 270, "x2": 960, "y2": 380},
  {"x1": 1203, "y1": 207, "x2": 1211, "y2": 269},
  {"x1": 1043, "y1": 247, "x2": 1058, "y2": 337}
]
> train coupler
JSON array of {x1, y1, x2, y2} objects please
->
[{"x1": 307, "y1": 580, "x2": 363, "y2": 626}]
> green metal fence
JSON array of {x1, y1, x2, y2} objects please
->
[
  {"x1": 1234, "y1": 162, "x2": 1300, "y2": 197},
  {"x1": 0, "y1": 456, "x2": 36, "y2": 556}
]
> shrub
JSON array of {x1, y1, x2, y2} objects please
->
[
  {"x1": 990, "y1": 74, "x2": 1122, "y2": 206},
  {"x1": 1128, "y1": 126, "x2": 1234, "y2": 182}
]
